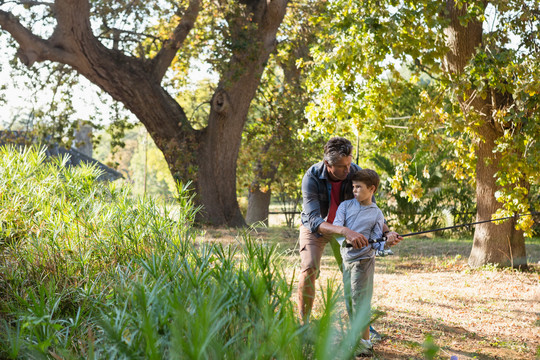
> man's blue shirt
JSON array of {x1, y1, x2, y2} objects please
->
[{"x1": 300, "y1": 161, "x2": 361, "y2": 233}]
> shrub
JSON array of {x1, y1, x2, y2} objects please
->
[{"x1": 0, "y1": 146, "x2": 366, "y2": 359}]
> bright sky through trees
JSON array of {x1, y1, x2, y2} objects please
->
[{"x1": 0, "y1": 35, "x2": 216, "y2": 130}]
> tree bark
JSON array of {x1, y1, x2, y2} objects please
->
[
  {"x1": 0, "y1": 0, "x2": 289, "y2": 227},
  {"x1": 469, "y1": 123, "x2": 527, "y2": 268},
  {"x1": 243, "y1": 4, "x2": 316, "y2": 226},
  {"x1": 245, "y1": 182, "x2": 273, "y2": 225},
  {"x1": 444, "y1": 0, "x2": 527, "y2": 268},
  {"x1": 245, "y1": 154, "x2": 277, "y2": 225}
]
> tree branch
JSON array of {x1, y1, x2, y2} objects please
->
[
  {"x1": 0, "y1": 9, "x2": 75, "y2": 66},
  {"x1": 151, "y1": 0, "x2": 200, "y2": 81},
  {"x1": 260, "y1": 0, "x2": 289, "y2": 47},
  {"x1": 18, "y1": 0, "x2": 54, "y2": 7}
]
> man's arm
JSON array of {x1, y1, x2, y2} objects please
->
[
  {"x1": 301, "y1": 172, "x2": 325, "y2": 233},
  {"x1": 382, "y1": 223, "x2": 403, "y2": 246}
]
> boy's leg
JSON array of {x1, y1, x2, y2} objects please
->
[
  {"x1": 347, "y1": 257, "x2": 375, "y2": 337},
  {"x1": 345, "y1": 257, "x2": 375, "y2": 357},
  {"x1": 370, "y1": 325, "x2": 382, "y2": 341},
  {"x1": 342, "y1": 259, "x2": 353, "y2": 319}
]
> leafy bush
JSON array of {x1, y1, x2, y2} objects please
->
[
  {"x1": 371, "y1": 153, "x2": 476, "y2": 236},
  {"x1": 0, "y1": 146, "x2": 366, "y2": 359}
]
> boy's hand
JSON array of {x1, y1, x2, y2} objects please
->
[
  {"x1": 343, "y1": 228, "x2": 369, "y2": 248},
  {"x1": 386, "y1": 231, "x2": 403, "y2": 246}
]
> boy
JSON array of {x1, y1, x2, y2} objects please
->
[{"x1": 333, "y1": 169, "x2": 393, "y2": 358}]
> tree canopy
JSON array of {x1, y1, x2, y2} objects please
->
[
  {"x1": 304, "y1": 0, "x2": 540, "y2": 267},
  {"x1": 237, "y1": 0, "x2": 326, "y2": 225},
  {"x1": 0, "y1": 0, "x2": 288, "y2": 226}
]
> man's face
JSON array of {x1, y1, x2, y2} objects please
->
[{"x1": 325, "y1": 155, "x2": 352, "y2": 181}]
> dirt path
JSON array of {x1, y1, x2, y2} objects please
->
[
  {"x1": 306, "y1": 247, "x2": 540, "y2": 359},
  {"x1": 371, "y1": 265, "x2": 539, "y2": 359},
  {"x1": 200, "y1": 228, "x2": 540, "y2": 359}
]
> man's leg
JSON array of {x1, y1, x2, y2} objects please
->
[
  {"x1": 297, "y1": 226, "x2": 327, "y2": 321},
  {"x1": 298, "y1": 267, "x2": 317, "y2": 321}
]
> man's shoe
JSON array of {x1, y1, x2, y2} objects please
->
[
  {"x1": 355, "y1": 339, "x2": 373, "y2": 358},
  {"x1": 375, "y1": 249, "x2": 394, "y2": 257},
  {"x1": 369, "y1": 325, "x2": 382, "y2": 342}
]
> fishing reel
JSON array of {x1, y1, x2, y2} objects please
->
[{"x1": 341, "y1": 236, "x2": 387, "y2": 248}]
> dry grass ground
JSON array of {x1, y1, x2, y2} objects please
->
[{"x1": 198, "y1": 226, "x2": 540, "y2": 360}]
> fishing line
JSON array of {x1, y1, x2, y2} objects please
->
[{"x1": 369, "y1": 211, "x2": 540, "y2": 243}]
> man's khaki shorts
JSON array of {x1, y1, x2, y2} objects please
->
[{"x1": 299, "y1": 225, "x2": 334, "y2": 274}]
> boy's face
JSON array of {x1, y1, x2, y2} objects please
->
[{"x1": 352, "y1": 180, "x2": 375, "y2": 204}]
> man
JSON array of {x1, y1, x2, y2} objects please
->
[{"x1": 298, "y1": 137, "x2": 401, "y2": 321}]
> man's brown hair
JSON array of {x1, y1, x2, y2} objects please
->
[
  {"x1": 351, "y1": 169, "x2": 380, "y2": 192},
  {"x1": 323, "y1": 137, "x2": 353, "y2": 165}
]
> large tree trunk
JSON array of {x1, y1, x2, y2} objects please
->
[
  {"x1": 469, "y1": 123, "x2": 527, "y2": 268},
  {"x1": 0, "y1": 0, "x2": 289, "y2": 227},
  {"x1": 243, "y1": 6, "x2": 315, "y2": 225},
  {"x1": 444, "y1": 0, "x2": 527, "y2": 268}
]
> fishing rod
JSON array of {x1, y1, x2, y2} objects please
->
[{"x1": 368, "y1": 211, "x2": 540, "y2": 244}]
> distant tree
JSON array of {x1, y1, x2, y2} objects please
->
[
  {"x1": 0, "y1": 0, "x2": 288, "y2": 226},
  {"x1": 238, "y1": 1, "x2": 324, "y2": 225},
  {"x1": 95, "y1": 125, "x2": 176, "y2": 199},
  {"x1": 361, "y1": 76, "x2": 477, "y2": 234}
]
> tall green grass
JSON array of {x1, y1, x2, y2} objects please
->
[{"x1": 0, "y1": 146, "x2": 366, "y2": 359}]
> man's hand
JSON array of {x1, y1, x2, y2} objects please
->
[
  {"x1": 343, "y1": 228, "x2": 369, "y2": 248},
  {"x1": 385, "y1": 231, "x2": 403, "y2": 246}
]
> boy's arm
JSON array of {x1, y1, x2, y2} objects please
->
[
  {"x1": 369, "y1": 212, "x2": 384, "y2": 250},
  {"x1": 333, "y1": 202, "x2": 346, "y2": 227},
  {"x1": 382, "y1": 220, "x2": 403, "y2": 246}
]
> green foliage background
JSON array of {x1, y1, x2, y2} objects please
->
[{"x1": 302, "y1": 0, "x2": 540, "y2": 236}]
